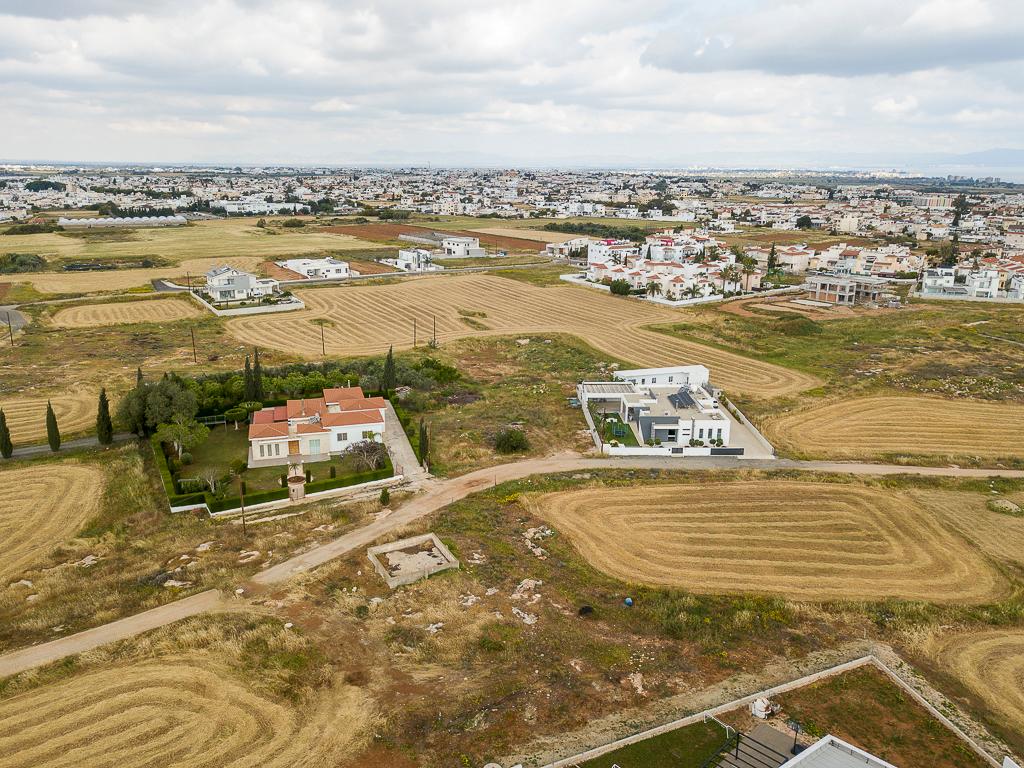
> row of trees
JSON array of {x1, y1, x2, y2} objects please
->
[{"x1": 0, "y1": 390, "x2": 114, "y2": 459}]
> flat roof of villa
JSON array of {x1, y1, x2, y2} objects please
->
[{"x1": 581, "y1": 382, "x2": 635, "y2": 395}]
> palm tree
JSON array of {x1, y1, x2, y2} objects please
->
[
  {"x1": 646, "y1": 281, "x2": 663, "y2": 298},
  {"x1": 686, "y1": 284, "x2": 702, "y2": 300},
  {"x1": 741, "y1": 257, "x2": 757, "y2": 292},
  {"x1": 721, "y1": 265, "x2": 740, "y2": 293}
]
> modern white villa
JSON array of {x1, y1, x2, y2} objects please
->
[
  {"x1": 248, "y1": 386, "x2": 387, "y2": 467},
  {"x1": 204, "y1": 265, "x2": 280, "y2": 301},
  {"x1": 578, "y1": 365, "x2": 745, "y2": 456},
  {"x1": 440, "y1": 235, "x2": 486, "y2": 257},
  {"x1": 384, "y1": 248, "x2": 444, "y2": 272}
]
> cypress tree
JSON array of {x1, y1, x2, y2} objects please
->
[
  {"x1": 136, "y1": 367, "x2": 144, "y2": 386},
  {"x1": 0, "y1": 409, "x2": 13, "y2": 459},
  {"x1": 252, "y1": 348, "x2": 265, "y2": 401},
  {"x1": 767, "y1": 241, "x2": 777, "y2": 273},
  {"x1": 382, "y1": 345, "x2": 396, "y2": 394},
  {"x1": 96, "y1": 388, "x2": 114, "y2": 445},
  {"x1": 418, "y1": 418, "x2": 429, "y2": 466},
  {"x1": 45, "y1": 401, "x2": 61, "y2": 452},
  {"x1": 243, "y1": 355, "x2": 255, "y2": 401}
]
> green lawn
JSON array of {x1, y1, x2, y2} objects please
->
[
  {"x1": 600, "y1": 413, "x2": 639, "y2": 446},
  {"x1": 183, "y1": 424, "x2": 362, "y2": 492},
  {"x1": 580, "y1": 720, "x2": 727, "y2": 768}
]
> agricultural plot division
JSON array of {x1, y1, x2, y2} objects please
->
[
  {"x1": 51, "y1": 297, "x2": 202, "y2": 328},
  {"x1": 0, "y1": 391, "x2": 98, "y2": 444},
  {"x1": 762, "y1": 395, "x2": 1024, "y2": 462},
  {"x1": 0, "y1": 655, "x2": 370, "y2": 768},
  {"x1": 226, "y1": 273, "x2": 820, "y2": 398},
  {"x1": 0, "y1": 463, "x2": 103, "y2": 583},
  {"x1": 531, "y1": 481, "x2": 1007, "y2": 603}
]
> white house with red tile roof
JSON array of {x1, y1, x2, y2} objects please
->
[{"x1": 248, "y1": 386, "x2": 387, "y2": 467}]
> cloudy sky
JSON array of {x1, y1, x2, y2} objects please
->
[{"x1": 1, "y1": 0, "x2": 1022, "y2": 169}]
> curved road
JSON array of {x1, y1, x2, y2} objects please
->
[{"x1": 2, "y1": 453, "x2": 1022, "y2": 677}]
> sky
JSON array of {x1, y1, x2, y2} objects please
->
[{"x1": 1, "y1": 0, "x2": 1023, "y2": 171}]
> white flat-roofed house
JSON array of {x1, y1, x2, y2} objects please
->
[
  {"x1": 578, "y1": 364, "x2": 733, "y2": 453},
  {"x1": 397, "y1": 248, "x2": 443, "y2": 272},
  {"x1": 204, "y1": 265, "x2": 279, "y2": 301},
  {"x1": 277, "y1": 257, "x2": 351, "y2": 279},
  {"x1": 587, "y1": 239, "x2": 640, "y2": 265},
  {"x1": 440, "y1": 236, "x2": 485, "y2": 257},
  {"x1": 965, "y1": 268, "x2": 1000, "y2": 298},
  {"x1": 248, "y1": 386, "x2": 387, "y2": 467}
]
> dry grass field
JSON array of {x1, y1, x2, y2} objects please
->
[
  {"x1": 907, "y1": 489, "x2": 1024, "y2": 571},
  {"x1": 923, "y1": 630, "x2": 1024, "y2": 742},
  {"x1": 0, "y1": 218, "x2": 383, "y2": 264},
  {"x1": 0, "y1": 256, "x2": 264, "y2": 294},
  {"x1": 467, "y1": 227, "x2": 576, "y2": 243},
  {"x1": 226, "y1": 274, "x2": 820, "y2": 398},
  {"x1": 530, "y1": 481, "x2": 1006, "y2": 603},
  {"x1": 761, "y1": 395, "x2": 1024, "y2": 462},
  {"x1": 0, "y1": 655, "x2": 370, "y2": 768},
  {"x1": 0, "y1": 390, "x2": 97, "y2": 444},
  {"x1": 50, "y1": 297, "x2": 202, "y2": 328},
  {"x1": 0, "y1": 463, "x2": 103, "y2": 583}
]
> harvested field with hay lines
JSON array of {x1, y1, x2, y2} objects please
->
[
  {"x1": 923, "y1": 630, "x2": 1024, "y2": 741},
  {"x1": 761, "y1": 395, "x2": 1024, "y2": 462},
  {"x1": 51, "y1": 297, "x2": 202, "y2": 328},
  {"x1": 226, "y1": 274, "x2": 819, "y2": 398},
  {"x1": 531, "y1": 482, "x2": 1006, "y2": 602},
  {"x1": 0, "y1": 463, "x2": 103, "y2": 583},
  {"x1": 907, "y1": 489, "x2": 1024, "y2": 571},
  {"x1": 0, "y1": 655, "x2": 370, "y2": 768},
  {"x1": 0, "y1": 390, "x2": 97, "y2": 444}
]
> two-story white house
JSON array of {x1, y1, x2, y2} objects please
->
[
  {"x1": 204, "y1": 265, "x2": 280, "y2": 302},
  {"x1": 440, "y1": 236, "x2": 486, "y2": 258},
  {"x1": 391, "y1": 248, "x2": 444, "y2": 272},
  {"x1": 247, "y1": 386, "x2": 387, "y2": 467}
]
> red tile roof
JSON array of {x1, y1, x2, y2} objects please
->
[{"x1": 248, "y1": 423, "x2": 290, "y2": 439}]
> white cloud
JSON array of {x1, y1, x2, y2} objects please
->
[{"x1": 0, "y1": 0, "x2": 1019, "y2": 165}]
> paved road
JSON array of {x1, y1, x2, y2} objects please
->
[
  {"x1": 3, "y1": 452, "x2": 1023, "y2": 677},
  {"x1": 8, "y1": 432, "x2": 134, "y2": 460},
  {"x1": 382, "y1": 401, "x2": 428, "y2": 481},
  {"x1": 1, "y1": 306, "x2": 27, "y2": 333}
]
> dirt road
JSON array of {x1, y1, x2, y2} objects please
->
[{"x1": 3, "y1": 454, "x2": 1023, "y2": 678}]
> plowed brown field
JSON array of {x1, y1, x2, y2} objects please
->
[
  {"x1": 225, "y1": 274, "x2": 819, "y2": 398},
  {"x1": 51, "y1": 297, "x2": 201, "y2": 328},
  {"x1": 0, "y1": 390, "x2": 97, "y2": 444},
  {"x1": 0, "y1": 463, "x2": 103, "y2": 582},
  {"x1": 761, "y1": 395, "x2": 1024, "y2": 461},
  {"x1": 0, "y1": 655, "x2": 370, "y2": 768},
  {"x1": 531, "y1": 481, "x2": 1006, "y2": 602}
]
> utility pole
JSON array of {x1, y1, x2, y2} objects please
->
[
  {"x1": 413, "y1": 317, "x2": 416, "y2": 347},
  {"x1": 432, "y1": 314, "x2": 436, "y2": 345},
  {"x1": 186, "y1": 272, "x2": 192, "y2": 292},
  {"x1": 239, "y1": 482, "x2": 247, "y2": 537},
  {"x1": 190, "y1": 327, "x2": 198, "y2": 363},
  {"x1": 5, "y1": 312, "x2": 12, "y2": 347},
  {"x1": 320, "y1": 323, "x2": 326, "y2": 356}
]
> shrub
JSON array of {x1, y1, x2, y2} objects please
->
[
  {"x1": 494, "y1": 427, "x2": 529, "y2": 454},
  {"x1": 379, "y1": 487, "x2": 390, "y2": 506},
  {"x1": 609, "y1": 279, "x2": 631, "y2": 296},
  {"x1": 180, "y1": 451, "x2": 193, "y2": 465},
  {"x1": 329, "y1": 465, "x2": 336, "y2": 479},
  {"x1": 282, "y1": 218, "x2": 305, "y2": 228}
]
